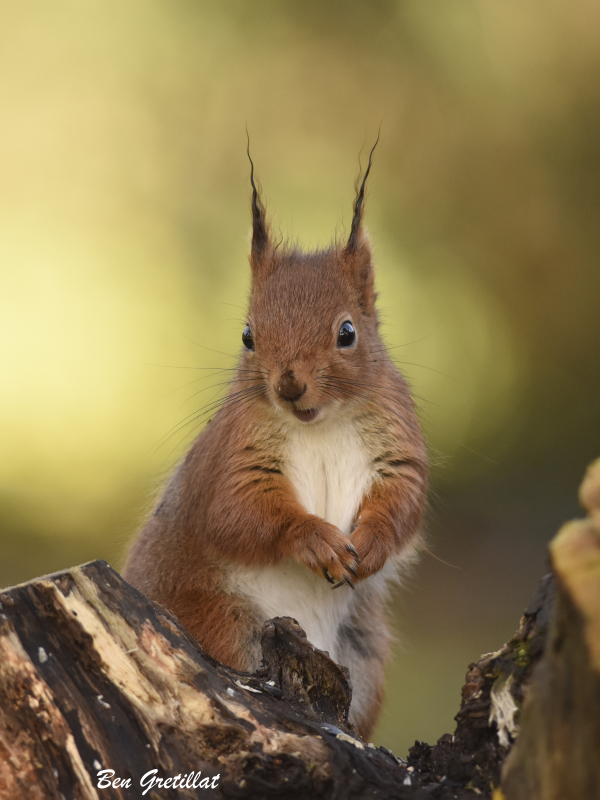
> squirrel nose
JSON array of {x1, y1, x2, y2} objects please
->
[{"x1": 276, "y1": 371, "x2": 306, "y2": 402}]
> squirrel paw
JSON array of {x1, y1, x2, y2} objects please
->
[
  {"x1": 350, "y1": 521, "x2": 394, "y2": 581},
  {"x1": 291, "y1": 519, "x2": 359, "y2": 588}
]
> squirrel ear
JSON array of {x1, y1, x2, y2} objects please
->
[
  {"x1": 342, "y1": 229, "x2": 377, "y2": 314},
  {"x1": 247, "y1": 138, "x2": 271, "y2": 274}
]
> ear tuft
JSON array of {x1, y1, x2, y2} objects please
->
[
  {"x1": 247, "y1": 135, "x2": 270, "y2": 265},
  {"x1": 344, "y1": 131, "x2": 380, "y2": 256}
]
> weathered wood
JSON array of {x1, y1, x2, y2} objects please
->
[
  {"x1": 407, "y1": 573, "x2": 556, "y2": 796},
  {"x1": 0, "y1": 563, "x2": 553, "y2": 800},
  {"x1": 498, "y1": 458, "x2": 600, "y2": 800},
  {"x1": 0, "y1": 561, "x2": 420, "y2": 799}
]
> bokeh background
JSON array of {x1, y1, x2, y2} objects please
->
[{"x1": 2, "y1": 0, "x2": 599, "y2": 756}]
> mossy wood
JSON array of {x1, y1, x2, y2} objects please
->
[{"x1": 1, "y1": 459, "x2": 599, "y2": 800}]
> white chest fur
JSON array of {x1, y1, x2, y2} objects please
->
[
  {"x1": 227, "y1": 414, "x2": 377, "y2": 664},
  {"x1": 283, "y1": 414, "x2": 375, "y2": 535}
]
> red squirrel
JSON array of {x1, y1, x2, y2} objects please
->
[{"x1": 123, "y1": 144, "x2": 428, "y2": 741}]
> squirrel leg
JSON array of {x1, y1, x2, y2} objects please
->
[
  {"x1": 351, "y1": 467, "x2": 426, "y2": 581},
  {"x1": 336, "y1": 591, "x2": 391, "y2": 742},
  {"x1": 165, "y1": 587, "x2": 263, "y2": 672}
]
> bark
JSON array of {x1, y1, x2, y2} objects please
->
[
  {"x1": 407, "y1": 573, "x2": 556, "y2": 796},
  {"x1": 0, "y1": 458, "x2": 599, "y2": 800},
  {"x1": 497, "y1": 458, "x2": 600, "y2": 800}
]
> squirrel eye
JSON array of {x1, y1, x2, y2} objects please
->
[
  {"x1": 337, "y1": 320, "x2": 356, "y2": 348},
  {"x1": 242, "y1": 325, "x2": 254, "y2": 351}
]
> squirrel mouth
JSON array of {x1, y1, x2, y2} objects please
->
[{"x1": 292, "y1": 407, "x2": 320, "y2": 423}]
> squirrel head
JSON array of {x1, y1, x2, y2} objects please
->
[{"x1": 242, "y1": 143, "x2": 384, "y2": 426}]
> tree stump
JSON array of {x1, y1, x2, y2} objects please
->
[{"x1": 497, "y1": 458, "x2": 600, "y2": 800}]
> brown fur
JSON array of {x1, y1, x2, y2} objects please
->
[{"x1": 123, "y1": 164, "x2": 427, "y2": 742}]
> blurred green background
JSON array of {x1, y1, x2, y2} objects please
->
[{"x1": 1, "y1": 0, "x2": 599, "y2": 756}]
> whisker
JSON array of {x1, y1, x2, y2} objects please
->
[
  {"x1": 143, "y1": 363, "x2": 241, "y2": 371},
  {"x1": 155, "y1": 385, "x2": 266, "y2": 449},
  {"x1": 319, "y1": 372, "x2": 429, "y2": 398},
  {"x1": 176, "y1": 377, "x2": 264, "y2": 411},
  {"x1": 318, "y1": 374, "x2": 415, "y2": 400},
  {"x1": 177, "y1": 330, "x2": 239, "y2": 359},
  {"x1": 382, "y1": 328, "x2": 440, "y2": 349},
  {"x1": 160, "y1": 386, "x2": 268, "y2": 456},
  {"x1": 189, "y1": 386, "x2": 269, "y2": 440},
  {"x1": 323, "y1": 374, "x2": 497, "y2": 467},
  {"x1": 167, "y1": 371, "x2": 265, "y2": 397},
  {"x1": 317, "y1": 376, "x2": 427, "y2": 434}
]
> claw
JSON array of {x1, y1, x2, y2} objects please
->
[
  {"x1": 347, "y1": 543, "x2": 361, "y2": 562},
  {"x1": 332, "y1": 574, "x2": 356, "y2": 590},
  {"x1": 347, "y1": 564, "x2": 358, "y2": 579},
  {"x1": 323, "y1": 568, "x2": 335, "y2": 585}
]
